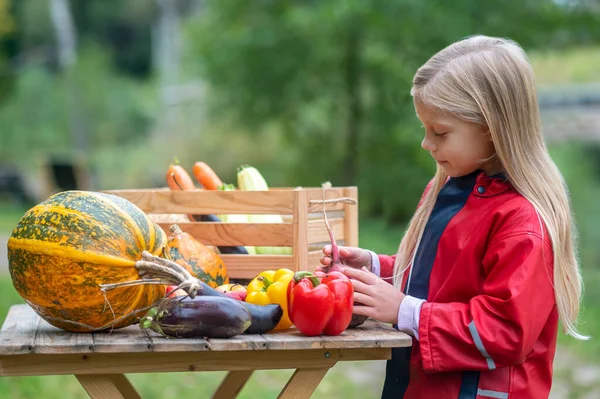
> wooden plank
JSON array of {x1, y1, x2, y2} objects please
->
[
  {"x1": 105, "y1": 190, "x2": 295, "y2": 215},
  {"x1": 262, "y1": 329, "x2": 324, "y2": 351},
  {"x1": 0, "y1": 306, "x2": 409, "y2": 356},
  {"x1": 262, "y1": 320, "x2": 411, "y2": 350},
  {"x1": 306, "y1": 250, "x2": 324, "y2": 273},
  {"x1": 0, "y1": 305, "x2": 40, "y2": 355},
  {"x1": 145, "y1": 330, "x2": 210, "y2": 352},
  {"x1": 92, "y1": 325, "x2": 153, "y2": 353},
  {"x1": 293, "y1": 190, "x2": 309, "y2": 275},
  {"x1": 344, "y1": 187, "x2": 359, "y2": 247},
  {"x1": 212, "y1": 370, "x2": 254, "y2": 399},
  {"x1": 0, "y1": 348, "x2": 391, "y2": 376},
  {"x1": 76, "y1": 374, "x2": 141, "y2": 399},
  {"x1": 207, "y1": 334, "x2": 268, "y2": 352},
  {"x1": 0, "y1": 304, "x2": 36, "y2": 332},
  {"x1": 156, "y1": 221, "x2": 294, "y2": 246},
  {"x1": 33, "y1": 318, "x2": 94, "y2": 354},
  {"x1": 306, "y1": 218, "x2": 344, "y2": 245},
  {"x1": 318, "y1": 320, "x2": 413, "y2": 349},
  {"x1": 219, "y1": 255, "x2": 295, "y2": 279},
  {"x1": 277, "y1": 368, "x2": 331, "y2": 399}
]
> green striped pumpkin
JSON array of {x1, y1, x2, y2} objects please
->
[{"x1": 7, "y1": 191, "x2": 167, "y2": 332}]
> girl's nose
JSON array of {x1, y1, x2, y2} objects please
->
[{"x1": 421, "y1": 136, "x2": 436, "y2": 152}]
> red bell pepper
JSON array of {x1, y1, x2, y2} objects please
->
[{"x1": 287, "y1": 271, "x2": 354, "y2": 336}]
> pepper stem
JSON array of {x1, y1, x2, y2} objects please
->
[
  {"x1": 294, "y1": 271, "x2": 320, "y2": 287},
  {"x1": 257, "y1": 276, "x2": 272, "y2": 291}
]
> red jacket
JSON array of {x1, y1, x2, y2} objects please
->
[{"x1": 379, "y1": 171, "x2": 557, "y2": 399}]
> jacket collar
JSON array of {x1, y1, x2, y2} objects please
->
[
  {"x1": 448, "y1": 170, "x2": 511, "y2": 197},
  {"x1": 473, "y1": 170, "x2": 511, "y2": 197}
]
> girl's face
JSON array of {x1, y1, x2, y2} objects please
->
[{"x1": 415, "y1": 99, "x2": 497, "y2": 177}]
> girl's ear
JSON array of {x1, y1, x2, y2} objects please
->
[{"x1": 483, "y1": 127, "x2": 493, "y2": 141}]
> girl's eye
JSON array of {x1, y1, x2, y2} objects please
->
[{"x1": 435, "y1": 132, "x2": 448, "y2": 137}]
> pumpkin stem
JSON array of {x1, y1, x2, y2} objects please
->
[
  {"x1": 170, "y1": 224, "x2": 183, "y2": 235},
  {"x1": 100, "y1": 251, "x2": 204, "y2": 312}
]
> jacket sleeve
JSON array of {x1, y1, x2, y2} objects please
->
[
  {"x1": 418, "y1": 232, "x2": 555, "y2": 373},
  {"x1": 378, "y1": 254, "x2": 396, "y2": 284}
]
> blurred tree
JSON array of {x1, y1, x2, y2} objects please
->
[
  {"x1": 49, "y1": 0, "x2": 88, "y2": 153},
  {"x1": 186, "y1": 0, "x2": 600, "y2": 222},
  {"x1": 0, "y1": 0, "x2": 13, "y2": 38},
  {"x1": 0, "y1": 0, "x2": 15, "y2": 104},
  {"x1": 0, "y1": 0, "x2": 160, "y2": 172}
]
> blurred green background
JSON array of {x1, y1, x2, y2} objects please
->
[{"x1": 0, "y1": 1, "x2": 599, "y2": 398}]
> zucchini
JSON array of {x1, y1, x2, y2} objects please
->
[{"x1": 237, "y1": 165, "x2": 292, "y2": 255}]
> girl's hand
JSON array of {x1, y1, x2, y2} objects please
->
[
  {"x1": 342, "y1": 266, "x2": 405, "y2": 325},
  {"x1": 318, "y1": 245, "x2": 372, "y2": 272}
]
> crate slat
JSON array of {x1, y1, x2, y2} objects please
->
[
  {"x1": 344, "y1": 187, "x2": 359, "y2": 247},
  {"x1": 219, "y1": 255, "x2": 295, "y2": 279},
  {"x1": 105, "y1": 190, "x2": 296, "y2": 214},
  {"x1": 155, "y1": 221, "x2": 295, "y2": 246},
  {"x1": 306, "y1": 218, "x2": 344, "y2": 245}
]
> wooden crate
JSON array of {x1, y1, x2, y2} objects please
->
[{"x1": 103, "y1": 187, "x2": 358, "y2": 279}]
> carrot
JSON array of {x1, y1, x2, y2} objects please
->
[
  {"x1": 192, "y1": 162, "x2": 223, "y2": 190},
  {"x1": 165, "y1": 162, "x2": 249, "y2": 255},
  {"x1": 165, "y1": 162, "x2": 196, "y2": 221},
  {"x1": 166, "y1": 163, "x2": 196, "y2": 191}
]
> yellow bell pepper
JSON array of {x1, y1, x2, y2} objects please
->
[{"x1": 245, "y1": 268, "x2": 294, "y2": 330}]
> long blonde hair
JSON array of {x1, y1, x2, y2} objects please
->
[{"x1": 394, "y1": 35, "x2": 587, "y2": 340}]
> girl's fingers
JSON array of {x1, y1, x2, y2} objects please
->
[
  {"x1": 353, "y1": 292, "x2": 376, "y2": 307},
  {"x1": 342, "y1": 266, "x2": 378, "y2": 285},
  {"x1": 359, "y1": 266, "x2": 379, "y2": 284},
  {"x1": 351, "y1": 304, "x2": 375, "y2": 318},
  {"x1": 320, "y1": 256, "x2": 331, "y2": 266},
  {"x1": 349, "y1": 278, "x2": 372, "y2": 295}
]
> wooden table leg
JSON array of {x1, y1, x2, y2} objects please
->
[
  {"x1": 75, "y1": 374, "x2": 141, "y2": 399},
  {"x1": 277, "y1": 368, "x2": 331, "y2": 399},
  {"x1": 212, "y1": 370, "x2": 254, "y2": 399}
]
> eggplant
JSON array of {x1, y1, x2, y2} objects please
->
[
  {"x1": 194, "y1": 214, "x2": 249, "y2": 255},
  {"x1": 141, "y1": 296, "x2": 251, "y2": 338},
  {"x1": 237, "y1": 303, "x2": 282, "y2": 334},
  {"x1": 197, "y1": 281, "x2": 283, "y2": 334}
]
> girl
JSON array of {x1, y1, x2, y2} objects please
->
[{"x1": 320, "y1": 35, "x2": 587, "y2": 399}]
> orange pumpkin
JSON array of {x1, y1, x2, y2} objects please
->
[
  {"x1": 163, "y1": 224, "x2": 229, "y2": 288},
  {"x1": 7, "y1": 191, "x2": 167, "y2": 332}
]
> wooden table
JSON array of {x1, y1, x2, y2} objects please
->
[{"x1": 0, "y1": 304, "x2": 411, "y2": 398}]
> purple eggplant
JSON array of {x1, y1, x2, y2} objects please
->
[
  {"x1": 141, "y1": 296, "x2": 251, "y2": 338},
  {"x1": 195, "y1": 280, "x2": 283, "y2": 334}
]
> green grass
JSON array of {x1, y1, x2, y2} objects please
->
[{"x1": 530, "y1": 45, "x2": 600, "y2": 85}]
